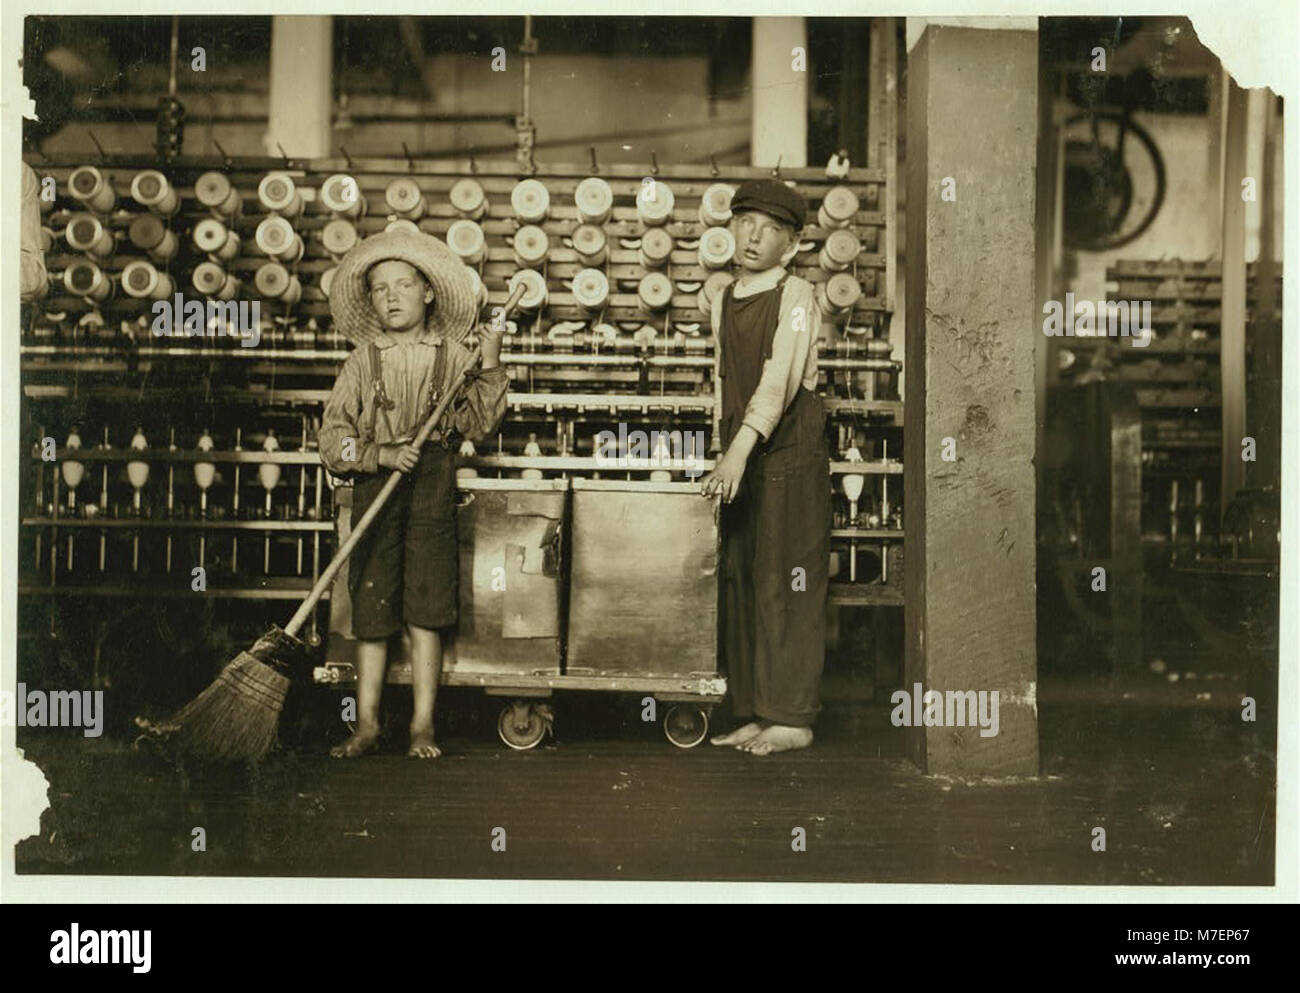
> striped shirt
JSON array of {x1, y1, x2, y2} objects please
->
[{"x1": 320, "y1": 330, "x2": 508, "y2": 477}]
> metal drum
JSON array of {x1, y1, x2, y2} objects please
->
[{"x1": 567, "y1": 479, "x2": 719, "y2": 678}]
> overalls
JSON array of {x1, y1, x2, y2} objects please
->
[
  {"x1": 718, "y1": 276, "x2": 831, "y2": 727},
  {"x1": 347, "y1": 339, "x2": 460, "y2": 639}
]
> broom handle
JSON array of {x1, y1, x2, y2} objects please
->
[{"x1": 284, "y1": 286, "x2": 523, "y2": 638}]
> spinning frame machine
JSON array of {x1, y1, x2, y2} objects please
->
[
  {"x1": 20, "y1": 150, "x2": 902, "y2": 748},
  {"x1": 1043, "y1": 259, "x2": 1282, "y2": 674}
]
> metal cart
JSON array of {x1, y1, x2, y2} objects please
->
[{"x1": 313, "y1": 476, "x2": 725, "y2": 749}]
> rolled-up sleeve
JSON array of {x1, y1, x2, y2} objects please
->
[
  {"x1": 450, "y1": 358, "x2": 509, "y2": 442},
  {"x1": 320, "y1": 352, "x2": 379, "y2": 477},
  {"x1": 21, "y1": 163, "x2": 49, "y2": 303},
  {"x1": 740, "y1": 279, "x2": 819, "y2": 441}
]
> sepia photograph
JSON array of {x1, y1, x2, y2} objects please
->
[{"x1": 2, "y1": 2, "x2": 1293, "y2": 906}]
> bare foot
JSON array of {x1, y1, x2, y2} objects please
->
[
  {"x1": 407, "y1": 724, "x2": 442, "y2": 759},
  {"x1": 330, "y1": 723, "x2": 380, "y2": 758},
  {"x1": 744, "y1": 724, "x2": 813, "y2": 756},
  {"x1": 710, "y1": 721, "x2": 765, "y2": 747}
]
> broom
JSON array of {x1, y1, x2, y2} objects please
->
[{"x1": 168, "y1": 288, "x2": 522, "y2": 762}]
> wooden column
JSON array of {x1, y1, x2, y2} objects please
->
[
  {"x1": 1219, "y1": 79, "x2": 1249, "y2": 514},
  {"x1": 751, "y1": 17, "x2": 807, "y2": 168},
  {"x1": 267, "y1": 16, "x2": 333, "y2": 158},
  {"x1": 903, "y1": 23, "x2": 1039, "y2": 776},
  {"x1": 1251, "y1": 93, "x2": 1282, "y2": 492}
]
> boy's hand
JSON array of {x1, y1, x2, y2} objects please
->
[
  {"x1": 379, "y1": 443, "x2": 421, "y2": 473},
  {"x1": 700, "y1": 448, "x2": 746, "y2": 504},
  {"x1": 478, "y1": 320, "x2": 505, "y2": 369}
]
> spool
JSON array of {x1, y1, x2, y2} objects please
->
[
  {"x1": 821, "y1": 272, "x2": 861, "y2": 316},
  {"x1": 572, "y1": 224, "x2": 608, "y2": 266},
  {"x1": 456, "y1": 440, "x2": 479, "y2": 480},
  {"x1": 464, "y1": 267, "x2": 489, "y2": 310},
  {"x1": 128, "y1": 215, "x2": 178, "y2": 261},
  {"x1": 450, "y1": 177, "x2": 489, "y2": 219},
  {"x1": 507, "y1": 269, "x2": 549, "y2": 312},
  {"x1": 321, "y1": 218, "x2": 360, "y2": 259},
  {"x1": 512, "y1": 224, "x2": 550, "y2": 268},
  {"x1": 192, "y1": 261, "x2": 239, "y2": 300},
  {"x1": 193, "y1": 218, "x2": 241, "y2": 261},
  {"x1": 256, "y1": 215, "x2": 304, "y2": 263},
  {"x1": 385, "y1": 218, "x2": 421, "y2": 234},
  {"x1": 637, "y1": 272, "x2": 673, "y2": 311},
  {"x1": 447, "y1": 219, "x2": 487, "y2": 265},
  {"x1": 636, "y1": 180, "x2": 674, "y2": 226},
  {"x1": 259, "y1": 429, "x2": 282, "y2": 494},
  {"x1": 818, "y1": 186, "x2": 858, "y2": 229},
  {"x1": 697, "y1": 271, "x2": 734, "y2": 314},
  {"x1": 638, "y1": 228, "x2": 674, "y2": 269},
  {"x1": 698, "y1": 183, "x2": 735, "y2": 227},
  {"x1": 511, "y1": 179, "x2": 550, "y2": 223},
  {"x1": 194, "y1": 431, "x2": 216, "y2": 493},
  {"x1": 130, "y1": 170, "x2": 179, "y2": 215},
  {"x1": 698, "y1": 227, "x2": 736, "y2": 269},
  {"x1": 195, "y1": 171, "x2": 242, "y2": 219},
  {"x1": 68, "y1": 166, "x2": 117, "y2": 214},
  {"x1": 65, "y1": 213, "x2": 115, "y2": 258},
  {"x1": 385, "y1": 177, "x2": 426, "y2": 219},
  {"x1": 121, "y1": 260, "x2": 174, "y2": 301},
  {"x1": 63, "y1": 260, "x2": 113, "y2": 302},
  {"x1": 257, "y1": 172, "x2": 304, "y2": 217},
  {"x1": 819, "y1": 228, "x2": 860, "y2": 272},
  {"x1": 255, "y1": 262, "x2": 302, "y2": 304},
  {"x1": 320, "y1": 266, "x2": 338, "y2": 299},
  {"x1": 571, "y1": 268, "x2": 609, "y2": 313},
  {"x1": 574, "y1": 177, "x2": 613, "y2": 224},
  {"x1": 62, "y1": 430, "x2": 85, "y2": 493},
  {"x1": 127, "y1": 429, "x2": 150, "y2": 494},
  {"x1": 320, "y1": 173, "x2": 367, "y2": 218}
]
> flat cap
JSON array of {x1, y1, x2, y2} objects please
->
[{"x1": 730, "y1": 179, "x2": 807, "y2": 230}]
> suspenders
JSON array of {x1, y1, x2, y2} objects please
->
[{"x1": 364, "y1": 338, "x2": 449, "y2": 447}]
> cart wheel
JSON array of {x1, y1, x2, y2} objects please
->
[
  {"x1": 663, "y1": 705, "x2": 709, "y2": 749},
  {"x1": 498, "y1": 701, "x2": 549, "y2": 750}
]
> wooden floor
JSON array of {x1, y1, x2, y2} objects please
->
[{"x1": 15, "y1": 676, "x2": 1275, "y2": 885}]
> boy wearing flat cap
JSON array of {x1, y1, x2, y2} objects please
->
[
  {"x1": 701, "y1": 179, "x2": 831, "y2": 756},
  {"x1": 320, "y1": 230, "x2": 507, "y2": 758}
]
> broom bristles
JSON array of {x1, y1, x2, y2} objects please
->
[{"x1": 174, "y1": 651, "x2": 291, "y2": 762}]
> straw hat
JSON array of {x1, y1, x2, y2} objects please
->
[{"x1": 328, "y1": 229, "x2": 480, "y2": 346}]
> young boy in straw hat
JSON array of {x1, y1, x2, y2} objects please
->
[
  {"x1": 701, "y1": 179, "x2": 831, "y2": 756},
  {"x1": 320, "y1": 230, "x2": 507, "y2": 758}
]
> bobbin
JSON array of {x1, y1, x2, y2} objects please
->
[
  {"x1": 255, "y1": 261, "x2": 302, "y2": 304},
  {"x1": 121, "y1": 259, "x2": 175, "y2": 301},
  {"x1": 128, "y1": 215, "x2": 179, "y2": 262},
  {"x1": 193, "y1": 218, "x2": 241, "y2": 261},
  {"x1": 130, "y1": 170, "x2": 180, "y2": 216},
  {"x1": 447, "y1": 219, "x2": 487, "y2": 265}
]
